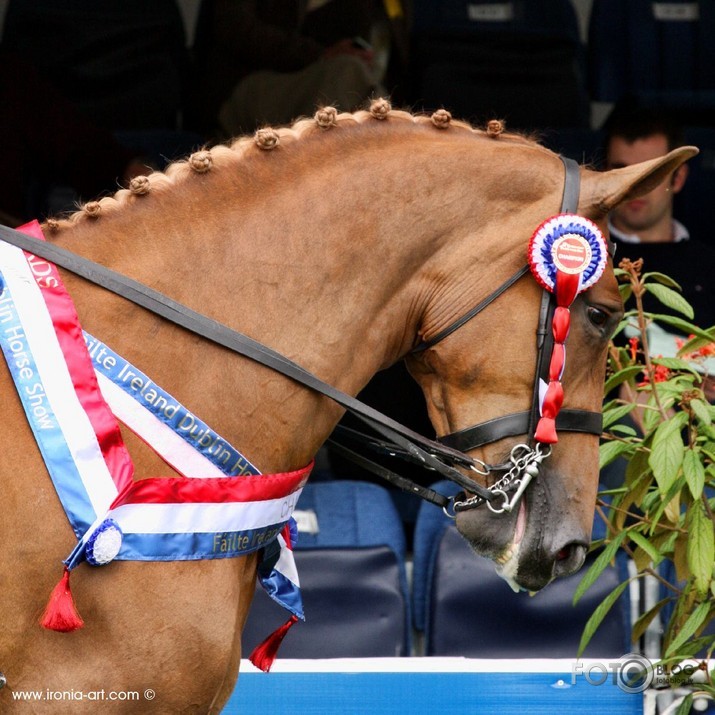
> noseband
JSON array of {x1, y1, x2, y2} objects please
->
[{"x1": 0, "y1": 156, "x2": 608, "y2": 516}]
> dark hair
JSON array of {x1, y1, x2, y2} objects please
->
[{"x1": 602, "y1": 98, "x2": 685, "y2": 152}]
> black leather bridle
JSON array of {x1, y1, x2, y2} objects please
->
[
  {"x1": 0, "y1": 155, "x2": 607, "y2": 513},
  {"x1": 405, "y1": 156, "x2": 611, "y2": 512}
]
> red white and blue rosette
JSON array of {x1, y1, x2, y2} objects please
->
[
  {"x1": 526, "y1": 214, "x2": 608, "y2": 445},
  {"x1": 527, "y1": 214, "x2": 607, "y2": 297}
]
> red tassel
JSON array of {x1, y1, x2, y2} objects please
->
[
  {"x1": 249, "y1": 615, "x2": 299, "y2": 672},
  {"x1": 540, "y1": 381, "x2": 564, "y2": 419},
  {"x1": 40, "y1": 567, "x2": 84, "y2": 633}
]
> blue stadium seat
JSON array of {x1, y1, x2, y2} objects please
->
[
  {"x1": 242, "y1": 480, "x2": 411, "y2": 658},
  {"x1": 408, "y1": 0, "x2": 588, "y2": 130},
  {"x1": 588, "y1": 0, "x2": 715, "y2": 120},
  {"x1": 413, "y1": 481, "x2": 631, "y2": 657}
]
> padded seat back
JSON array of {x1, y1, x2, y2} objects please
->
[
  {"x1": 588, "y1": 0, "x2": 715, "y2": 116},
  {"x1": 242, "y1": 480, "x2": 410, "y2": 658},
  {"x1": 408, "y1": 0, "x2": 588, "y2": 130},
  {"x1": 242, "y1": 546, "x2": 409, "y2": 657},
  {"x1": 425, "y1": 525, "x2": 630, "y2": 657}
]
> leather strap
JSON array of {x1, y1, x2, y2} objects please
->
[
  {"x1": 439, "y1": 409, "x2": 603, "y2": 453},
  {"x1": 327, "y1": 439, "x2": 451, "y2": 508},
  {"x1": 411, "y1": 264, "x2": 530, "y2": 353},
  {"x1": 560, "y1": 156, "x2": 581, "y2": 214},
  {"x1": 0, "y1": 223, "x2": 495, "y2": 500}
]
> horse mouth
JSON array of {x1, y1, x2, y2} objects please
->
[
  {"x1": 457, "y1": 490, "x2": 589, "y2": 593},
  {"x1": 493, "y1": 500, "x2": 528, "y2": 593}
]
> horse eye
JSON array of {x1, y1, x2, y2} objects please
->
[{"x1": 587, "y1": 306, "x2": 608, "y2": 328}]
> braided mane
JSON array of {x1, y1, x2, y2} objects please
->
[{"x1": 45, "y1": 99, "x2": 540, "y2": 232}]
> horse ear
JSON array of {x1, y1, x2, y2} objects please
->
[{"x1": 582, "y1": 146, "x2": 699, "y2": 216}]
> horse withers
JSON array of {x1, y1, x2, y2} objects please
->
[{"x1": 0, "y1": 101, "x2": 696, "y2": 712}]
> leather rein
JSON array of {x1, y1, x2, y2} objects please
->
[{"x1": 0, "y1": 156, "x2": 605, "y2": 513}]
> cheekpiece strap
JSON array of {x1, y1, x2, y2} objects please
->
[{"x1": 526, "y1": 156, "x2": 609, "y2": 443}]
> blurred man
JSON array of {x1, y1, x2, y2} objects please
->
[{"x1": 603, "y1": 101, "x2": 714, "y2": 328}]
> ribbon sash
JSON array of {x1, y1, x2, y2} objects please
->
[{"x1": 0, "y1": 221, "x2": 306, "y2": 619}]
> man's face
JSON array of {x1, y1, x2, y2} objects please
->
[{"x1": 605, "y1": 133, "x2": 683, "y2": 235}]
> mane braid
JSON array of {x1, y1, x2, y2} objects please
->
[{"x1": 45, "y1": 100, "x2": 540, "y2": 232}]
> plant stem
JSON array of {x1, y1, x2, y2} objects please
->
[{"x1": 631, "y1": 275, "x2": 669, "y2": 420}]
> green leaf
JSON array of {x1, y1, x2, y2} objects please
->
[
  {"x1": 665, "y1": 600, "x2": 711, "y2": 657},
  {"x1": 618, "y1": 283, "x2": 633, "y2": 303},
  {"x1": 629, "y1": 530, "x2": 664, "y2": 567},
  {"x1": 609, "y1": 424, "x2": 638, "y2": 437},
  {"x1": 645, "y1": 284, "x2": 694, "y2": 319},
  {"x1": 691, "y1": 399, "x2": 712, "y2": 426},
  {"x1": 610, "y1": 321, "x2": 629, "y2": 341},
  {"x1": 673, "y1": 692, "x2": 694, "y2": 715},
  {"x1": 669, "y1": 634, "x2": 715, "y2": 660},
  {"x1": 683, "y1": 448, "x2": 706, "y2": 500},
  {"x1": 625, "y1": 446, "x2": 652, "y2": 487},
  {"x1": 574, "y1": 531, "x2": 627, "y2": 605},
  {"x1": 599, "y1": 439, "x2": 635, "y2": 469},
  {"x1": 642, "y1": 271, "x2": 683, "y2": 290},
  {"x1": 658, "y1": 529, "x2": 679, "y2": 557},
  {"x1": 632, "y1": 597, "x2": 672, "y2": 643},
  {"x1": 604, "y1": 366, "x2": 644, "y2": 394},
  {"x1": 578, "y1": 580, "x2": 630, "y2": 657},
  {"x1": 678, "y1": 329, "x2": 715, "y2": 355},
  {"x1": 650, "y1": 314, "x2": 715, "y2": 342},
  {"x1": 603, "y1": 403, "x2": 636, "y2": 429},
  {"x1": 687, "y1": 502, "x2": 715, "y2": 597},
  {"x1": 649, "y1": 412, "x2": 688, "y2": 494},
  {"x1": 651, "y1": 356, "x2": 703, "y2": 378},
  {"x1": 649, "y1": 476, "x2": 686, "y2": 533}
]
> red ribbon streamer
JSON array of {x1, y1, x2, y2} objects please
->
[{"x1": 534, "y1": 269, "x2": 580, "y2": 444}]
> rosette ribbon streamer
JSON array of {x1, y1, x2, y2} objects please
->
[{"x1": 527, "y1": 213, "x2": 608, "y2": 444}]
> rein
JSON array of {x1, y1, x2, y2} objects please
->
[
  {"x1": 0, "y1": 224, "x2": 493, "y2": 506},
  {"x1": 0, "y1": 155, "x2": 606, "y2": 514}
]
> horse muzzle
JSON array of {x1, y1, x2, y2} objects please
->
[{"x1": 454, "y1": 474, "x2": 590, "y2": 592}]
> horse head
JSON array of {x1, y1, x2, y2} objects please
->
[{"x1": 406, "y1": 145, "x2": 697, "y2": 592}]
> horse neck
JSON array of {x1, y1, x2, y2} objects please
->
[{"x1": 54, "y1": 127, "x2": 557, "y2": 473}]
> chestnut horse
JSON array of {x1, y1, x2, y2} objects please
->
[{"x1": 0, "y1": 102, "x2": 695, "y2": 713}]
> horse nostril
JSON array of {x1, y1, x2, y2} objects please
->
[{"x1": 553, "y1": 542, "x2": 588, "y2": 577}]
